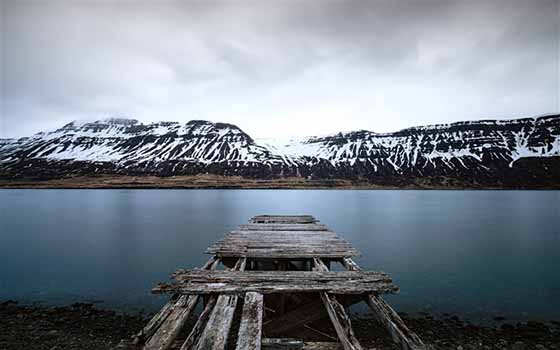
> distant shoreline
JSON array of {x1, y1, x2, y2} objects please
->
[{"x1": 0, "y1": 175, "x2": 558, "y2": 190}]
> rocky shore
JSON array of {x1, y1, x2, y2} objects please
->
[{"x1": 1, "y1": 300, "x2": 559, "y2": 350}]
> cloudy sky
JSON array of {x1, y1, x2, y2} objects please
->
[{"x1": 1, "y1": 0, "x2": 558, "y2": 138}]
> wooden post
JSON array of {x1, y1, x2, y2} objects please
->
[
  {"x1": 277, "y1": 260, "x2": 287, "y2": 315},
  {"x1": 189, "y1": 257, "x2": 247, "y2": 350},
  {"x1": 313, "y1": 258, "x2": 362, "y2": 350},
  {"x1": 341, "y1": 257, "x2": 426, "y2": 350},
  {"x1": 142, "y1": 256, "x2": 220, "y2": 350}
]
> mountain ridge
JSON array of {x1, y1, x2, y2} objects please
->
[{"x1": 1, "y1": 114, "x2": 559, "y2": 188}]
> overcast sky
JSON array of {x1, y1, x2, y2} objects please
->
[{"x1": 1, "y1": 0, "x2": 559, "y2": 139}]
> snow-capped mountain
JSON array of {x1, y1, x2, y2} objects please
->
[{"x1": 1, "y1": 115, "x2": 559, "y2": 187}]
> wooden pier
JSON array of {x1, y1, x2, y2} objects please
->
[{"x1": 124, "y1": 215, "x2": 426, "y2": 350}]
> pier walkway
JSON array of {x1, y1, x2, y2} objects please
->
[{"x1": 124, "y1": 215, "x2": 425, "y2": 350}]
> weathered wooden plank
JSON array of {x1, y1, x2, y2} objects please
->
[
  {"x1": 210, "y1": 250, "x2": 360, "y2": 259},
  {"x1": 154, "y1": 281, "x2": 395, "y2": 295},
  {"x1": 223, "y1": 230, "x2": 337, "y2": 236},
  {"x1": 139, "y1": 256, "x2": 219, "y2": 348},
  {"x1": 250, "y1": 215, "x2": 316, "y2": 224},
  {"x1": 342, "y1": 258, "x2": 426, "y2": 350},
  {"x1": 235, "y1": 292, "x2": 264, "y2": 350},
  {"x1": 192, "y1": 257, "x2": 246, "y2": 350},
  {"x1": 143, "y1": 295, "x2": 199, "y2": 350},
  {"x1": 238, "y1": 224, "x2": 329, "y2": 231},
  {"x1": 179, "y1": 297, "x2": 218, "y2": 350},
  {"x1": 206, "y1": 227, "x2": 360, "y2": 258},
  {"x1": 194, "y1": 294, "x2": 238, "y2": 350},
  {"x1": 171, "y1": 270, "x2": 391, "y2": 282},
  {"x1": 251, "y1": 214, "x2": 315, "y2": 219},
  {"x1": 314, "y1": 258, "x2": 362, "y2": 350},
  {"x1": 155, "y1": 269, "x2": 397, "y2": 295},
  {"x1": 136, "y1": 295, "x2": 176, "y2": 343},
  {"x1": 261, "y1": 338, "x2": 343, "y2": 350}
]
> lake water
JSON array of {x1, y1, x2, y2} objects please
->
[{"x1": 1, "y1": 189, "x2": 559, "y2": 322}]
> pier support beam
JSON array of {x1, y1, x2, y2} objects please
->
[
  {"x1": 342, "y1": 258, "x2": 426, "y2": 350},
  {"x1": 313, "y1": 258, "x2": 363, "y2": 350},
  {"x1": 189, "y1": 257, "x2": 247, "y2": 350},
  {"x1": 141, "y1": 256, "x2": 220, "y2": 350}
]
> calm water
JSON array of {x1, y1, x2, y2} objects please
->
[{"x1": 1, "y1": 190, "x2": 559, "y2": 322}]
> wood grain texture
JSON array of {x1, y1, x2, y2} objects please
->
[
  {"x1": 179, "y1": 296, "x2": 217, "y2": 350},
  {"x1": 261, "y1": 338, "x2": 343, "y2": 350},
  {"x1": 250, "y1": 215, "x2": 317, "y2": 224},
  {"x1": 154, "y1": 270, "x2": 397, "y2": 295},
  {"x1": 207, "y1": 224, "x2": 360, "y2": 258},
  {"x1": 143, "y1": 295, "x2": 199, "y2": 350},
  {"x1": 140, "y1": 256, "x2": 220, "y2": 350},
  {"x1": 192, "y1": 257, "x2": 246, "y2": 350},
  {"x1": 235, "y1": 292, "x2": 264, "y2": 350},
  {"x1": 238, "y1": 224, "x2": 329, "y2": 231}
]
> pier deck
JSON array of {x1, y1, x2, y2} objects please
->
[{"x1": 126, "y1": 215, "x2": 426, "y2": 350}]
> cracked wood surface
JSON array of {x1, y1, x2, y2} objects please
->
[
  {"x1": 250, "y1": 215, "x2": 317, "y2": 224},
  {"x1": 141, "y1": 256, "x2": 220, "y2": 350},
  {"x1": 207, "y1": 219, "x2": 360, "y2": 258},
  {"x1": 192, "y1": 258, "x2": 247, "y2": 350},
  {"x1": 153, "y1": 270, "x2": 397, "y2": 295},
  {"x1": 235, "y1": 292, "x2": 264, "y2": 350}
]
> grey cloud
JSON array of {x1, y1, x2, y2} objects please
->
[{"x1": 1, "y1": 0, "x2": 558, "y2": 138}]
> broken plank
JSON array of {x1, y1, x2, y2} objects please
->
[
  {"x1": 261, "y1": 338, "x2": 343, "y2": 350},
  {"x1": 235, "y1": 292, "x2": 264, "y2": 350},
  {"x1": 238, "y1": 224, "x2": 329, "y2": 231},
  {"x1": 143, "y1": 295, "x2": 198, "y2": 350},
  {"x1": 250, "y1": 215, "x2": 317, "y2": 224},
  {"x1": 139, "y1": 256, "x2": 219, "y2": 347},
  {"x1": 156, "y1": 270, "x2": 397, "y2": 295},
  {"x1": 180, "y1": 297, "x2": 218, "y2": 350},
  {"x1": 193, "y1": 257, "x2": 246, "y2": 350},
  {"x1": 171, "y1": 270, "x2": 391, "y2": 283},
  {"x1": 342, "y1": 258, "x2": 426, "y2": 350},
  {"x1": 210, "y1": 250, "x2": 360, "y2": 259},
  {"x1": 194, "y1": 295, "x2": 238, "y2": 350},
  {"x1": 314, "y1": 258, "x2": 362, "y2": 350}
]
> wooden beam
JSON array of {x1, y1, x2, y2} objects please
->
[
  {"x1": 137, "y1": 257, "x2": 219, "y2": 343},
  {"x1": 155, "y1": 270, "x2": 397, "y2": 295},
  {"x1": 250, "y1": 215, "x2": 317, "y2": 224},
  {"x1": 261, "y1": 338, "x2": 343, "y2": 350},
  {"x1": 237, "y1": 224, "x2": 329, "y2": 231},
  {"x1": 143, "y1": 295, "x2": 198, "y2": 350},
  {"x1": 193, "y1": 257, "x2": 246, "y2": 350},
  {"x1": 277, "y1": 261, "x2": 287, "y2": 316},
  {"x1": 141, "y1": 256, "x2": 220, "y2": 350},
  {"x1": 180, "y1": 297, "x2": 217, "y2": 350},
  {"x1": 341, "y1": 258, "x2": 426, "y2": 350},
  {"x1": 314, "y1": 258, "x2": 362, "y2": 350},
  {"x1": 235, "y1": 292, "x2": 264, "y2": 350}
]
